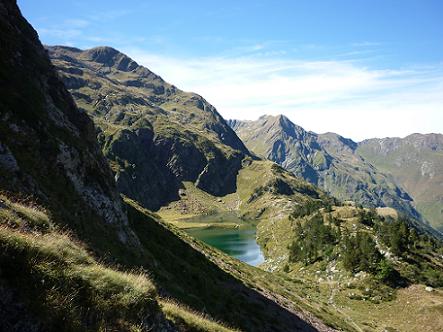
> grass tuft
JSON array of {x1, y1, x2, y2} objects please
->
[{"x1": 161, "y1": 299, "x2": 241, "y2": 332}]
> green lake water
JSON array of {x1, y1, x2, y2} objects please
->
[{"x1": 185, "y1": 227, "x2": 265, "y2": 266}]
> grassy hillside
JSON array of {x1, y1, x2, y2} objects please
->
[
  {"x1": 0, "y1": 190, "x2": 344, "y2": 332},
  {"x1": 358, "y1": 134, "x2": 443, "y2": 232},
  {"x1": 158, "y1": 158, "x2": 330, "y2": 228}
]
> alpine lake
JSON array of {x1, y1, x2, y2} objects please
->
[{"x1": 181, "y1": 213, "x2": 265, "y2": 266}]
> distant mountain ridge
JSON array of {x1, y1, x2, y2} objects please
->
[
  {"x1": 358, "y1": 134, "x2": 443, "y2": 231},
  {"x1": 228, "y1": 115, "x2": 440, "y2": 234}
]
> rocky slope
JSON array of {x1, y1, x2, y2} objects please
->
[
  {"x1": 229, "y1": 115, "x2": 423, "y2": 225},
  {"x1": 358, "y1": 134, "x2": 443, "y2": 231},
  {"x1": 48, "y1": 45, "x2": 250, "y2": 211},
  {"x1": 0, "y1": 0, "x2": 138, "y2": 251}
]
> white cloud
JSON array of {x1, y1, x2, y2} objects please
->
[{"x1": 122, "y1": 48, "x2": 443, "y2": 141}]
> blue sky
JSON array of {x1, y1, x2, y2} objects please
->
[{"x1": 18, "y1": 0, "x2": 443, "y2": 140}]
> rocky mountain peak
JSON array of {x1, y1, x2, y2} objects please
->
[
  {"x1": 252, "y1": 114, "x2": 308, "y2": 140},
  {"x1": 83, "y1": 46, "x2": 139, "y2": 71},
  {"x1": 49, "y1": 45, "x2": 251, "y2": 210},
  {"x1": 318, "y1": 132, "x2": 358, "y2": 153}
]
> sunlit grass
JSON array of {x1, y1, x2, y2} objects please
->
[{"x1": 161, "y1": 299, "x2": 241, "y2": 332}]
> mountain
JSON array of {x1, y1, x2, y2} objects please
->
[
  {"x1": 0, "y1": 1, "x2": 337, "y2": 331},
  {"x1": 47, "y1": 45, "x2": 250, "y2": 211},
  {"x1": 358, "y1": 134, "x2": 443, "y2": 232},
  {"x1": 228, "y1": 115, "x2": 427, "y2": 228}
]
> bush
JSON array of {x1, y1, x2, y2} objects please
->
[
  {"x1": 289, "y1": 200, "x2": 324, "y2": 220},
  {"x1": 376, "y1": 260, "x2": 396, "y2": 283}
]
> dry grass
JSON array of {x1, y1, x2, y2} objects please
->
[
  {"x1": 0, "y1": 194, "x2": 51, "y2": 230},
  {"x1": 0, "y1": 196, "x2": 161, "y2": 331},
  {"x1": 161, "y1": 299, "x2": 242, "y2": 332}
]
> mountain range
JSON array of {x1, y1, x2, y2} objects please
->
[
  {"x1": 229, "y1": 115, "x2": 443, "y2": 233},
  {"x1": 358, "y1": 135, "x2": 443, "y2": 232}
]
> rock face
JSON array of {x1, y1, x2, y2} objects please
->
[
  {"x1": 358, "y1": 134, "x2": 443, "y2": 231},
  {"x1": 0, "y1": 0, "x2": 138, "y2": 247},
  {"x1": 229, "y1": 115, "x2": 422, "y2": 222},
  {"x1": 48, "y1": 46, "x2": 250, "y2": 211}
]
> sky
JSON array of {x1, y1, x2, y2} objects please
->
[{"x1": 18, "y1": 0, "x2": 443, "y2": 141}]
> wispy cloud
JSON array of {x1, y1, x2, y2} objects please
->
[
  {"x1": 64, "y1": 18, "x2": 90, "y2": 28},
  {"x1": 351, "y1": 41, "x2": 382, "y2": 47},
  {"x1": 33, "y1": 6, "x2": 134, "y2": 46},
  {"x1": 123, "y1": 48, "x2": 443, "y2": 140},
  {"x1": 85, "y1": 9, "x2": 133, "y2": 22},
  {"x1": 39, "y1": 27, "x2": 83, "y2": 39}
]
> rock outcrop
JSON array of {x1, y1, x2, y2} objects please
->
[{"x1": 0, "y1": 0, "x2": 139, "y2": 247}]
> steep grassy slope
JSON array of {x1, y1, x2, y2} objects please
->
[
  {"x1": 229, "y1": 115, "x2": 426, "y2": 227},
  {"x1": 48, "y1": 45, "x2": 250, "y2": 211},
  {"x1": 0, "y1": 195, "x2": 242, "y2": 332},
  {"x1": 358, "y1": 134, "x2": 443, "y2": 232}
]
